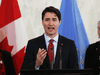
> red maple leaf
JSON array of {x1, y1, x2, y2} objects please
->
[{"x1": 0, "y1": 37, "x2": 13, "y2": 53}]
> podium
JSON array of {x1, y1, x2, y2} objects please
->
[{"x1": 20, "y1": 69, "x2": 93, "y2": 75}]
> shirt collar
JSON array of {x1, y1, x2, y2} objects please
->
[{"x1": 44, "y1": 34, "x2": 59, "y2": 43}]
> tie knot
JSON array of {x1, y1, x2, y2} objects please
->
[{"x1": 50, "y1": 39, "x2": 53, "y2": 43}]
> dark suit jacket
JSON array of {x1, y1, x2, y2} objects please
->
[
  {"x1": 0, "y1": 50, "x2": 16, "y2": 75},
  {"x1": 84, "y1": 41, "x2": 100, "y2": 75},
  {"x1": 21, "y1": 34, "x2": 79, "y2": 70}
]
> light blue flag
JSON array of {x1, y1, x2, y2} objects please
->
[{"x1": 58, "y1": 0, "x2": 90, "y2": 69}]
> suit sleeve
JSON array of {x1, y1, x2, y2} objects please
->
[
  {"x1": 21, "y1": 40, "x2": 36, "y2": 69},
  {"x1": 69, "y1": 41, "x2": 79, "y2": 69},
  {"x1": 84, "y1": 45, "x2": 93, "y2": 68}
]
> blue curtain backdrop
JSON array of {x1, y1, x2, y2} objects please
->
[{"x1": 58, "y1": 0, "x2": 90, "y2": 69}]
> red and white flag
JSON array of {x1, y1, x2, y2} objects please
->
[{"x1": 0, "y1": 0, "x2": 28, "y2": 75}]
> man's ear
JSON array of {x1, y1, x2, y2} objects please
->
[{"x1": 59, "y1": 21, "x2": 61, "y2": 25}]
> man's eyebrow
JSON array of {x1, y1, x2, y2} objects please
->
[
  {"x1": 44, "y1": 18, "x2": 50, "y2": 20},
  {"x1": 52, "y1": 18, "x2": 57, "y2": 19}
]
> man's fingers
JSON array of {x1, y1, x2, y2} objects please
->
[
  {"x1": 38, "y1": 51, "x2": 47, "y2": 61},
  {"x1": 41, "y1": 54, "x2": 47, "y2": 60},
  {"x1": 38, "y1": 48, "x2": 42, "y2": 54},
  {"x1": 39, "y1": 50, "x2": 46, "y2": 56},
  {"x1": 37, "y1": 48, "x2": 46, "y2": 60},
  {"x1": 38, "y1": 48, "x2": 46, "y2": 55},
  {"x1": 40, "y1": 51, "x2": 47, "y2": 61},
  {"x1": 36, "y1": 48, "x2": 47, "y2": 67},
  {"x1": 38, "y1": 48, "x2": 45, "y2": 54}
]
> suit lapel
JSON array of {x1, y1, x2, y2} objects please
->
[{"x1": 39, "y1": 34, "x2": 50, "y2": 69}]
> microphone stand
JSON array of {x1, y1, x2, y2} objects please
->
[
  {"x1": 51, "y1": 47, "x2": 53, "y2": 69},
  {"x1": 59, "y1": 47, "x2": 62, "y2": 69}
]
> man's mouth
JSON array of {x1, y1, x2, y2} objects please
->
[
  {"x1": 48, "y1": 27, "x2": 54, "y2": 29},
  {"x1": 48, "y1": 27, "x2": 54, "y2": 31}
]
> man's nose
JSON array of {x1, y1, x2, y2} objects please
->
[{"x1": 49, "y1": 20, "x2": 53, "y2": 25}]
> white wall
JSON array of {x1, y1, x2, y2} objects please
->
[
  {"x1": 15, "y1": 0, "x2": 100, "y2": 44},
  {"x1": 18, "y1": 0, "x2": 62, "y2": 40}
]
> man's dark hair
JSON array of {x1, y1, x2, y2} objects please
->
[{"x1": 42, "y1": 6, "x2": 61, "y2": 21}]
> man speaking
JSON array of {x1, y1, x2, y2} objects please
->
[{"x1": 21, "y1": 6, "x2": 79, "y2": 70}]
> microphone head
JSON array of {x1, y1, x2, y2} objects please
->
[
  {"x1": 51, "y1": 47, "x2": 53, "y2": 50},
  {"x1": 51, "y1": 47, "x2": 53, "y2": 54}
]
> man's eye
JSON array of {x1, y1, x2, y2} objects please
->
[
  {"x1": 45, "y1": 19, "x2": 49, "y2": 21},
  {"x1": 53, "y1": 19, "x2": 57, "y2": 21},
  {"x1": 53, "y1": 19, "x2": 56, "y2": 21}
]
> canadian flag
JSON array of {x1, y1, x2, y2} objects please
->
[{"x1": 0, "y1": 0, "x2": 28, "y2": 75}]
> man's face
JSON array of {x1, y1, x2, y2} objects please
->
[
  {"x1": 42, "y1": 12, "x2": 61, "y2": 38},
  {"x1": 98, "y1": 23, "x2": 100, "y2": 37}
]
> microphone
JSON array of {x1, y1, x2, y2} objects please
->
[
  {"x1": 51, "y1": 47, "x2": 53, "y2": 69},
  {"x1": 59, "y1": 43, "x2": 63, "y2": 69}
]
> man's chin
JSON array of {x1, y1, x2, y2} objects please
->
[
  {"x1": 47, "y1": 32, "x2": 55, "y2": 35},
  {"x1": 49, "y1": 32, "x2": 56, "y2": 36},
  {"x1": 49, "y1": 34, "x2": 53, "y2": 35}
]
